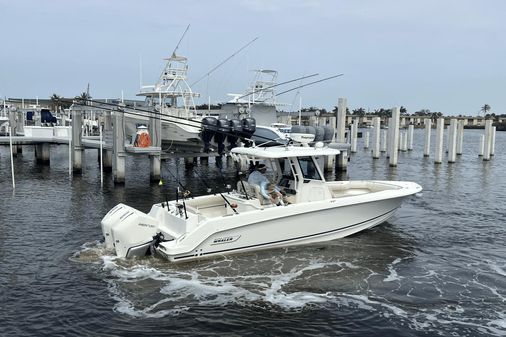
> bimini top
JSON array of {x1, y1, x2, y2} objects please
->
[{"x1": 231, "y1": 144, "x2": 340, "y2": 159}]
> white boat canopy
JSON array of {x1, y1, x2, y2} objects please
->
[{"x1": 231, "y1": 144, "x2": 340, "y2": 159}]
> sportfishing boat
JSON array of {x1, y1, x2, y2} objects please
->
[
  {"x1": 125, "y1": 52, "x2": 203, "y2": 149},
  {"x1": 101, "y1": 142, "x2": 422, "y2": 262}
]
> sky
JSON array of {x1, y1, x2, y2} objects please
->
[{"x1": 1, "y1": 0, "x2": 505, "y2": 116}]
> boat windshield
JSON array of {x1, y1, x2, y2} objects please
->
[{"x1": 297, "y1": 156, "x2": 322, "y2": 180}]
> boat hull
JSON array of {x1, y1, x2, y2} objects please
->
[{"x1": 157, "y1": 196, "x2": 406, "y2": 262}]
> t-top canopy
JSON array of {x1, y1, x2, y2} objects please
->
[{"x1": 231, "y1": 145, "x2": 340, "y2": 159}]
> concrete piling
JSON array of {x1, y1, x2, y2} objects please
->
[
  {"x1": 448, "y1": 118, "x2": 457, "y2": 163},
  {"x1": 112, "y1": 110, "x2": 126, "y2": 183},
  {"x1": 434, "y1": 118, "x2": 444, "y2": 164},
  {"x1": 8, "y1": 110, "x2": 18, "y2": 157},
  {"x1": 364, "y1": 131, "x2": 370, "y2": 149},
  {"x1": 399, "y1": 132, "x2": 407, "y2": 152},
  {"x1": 335, "y1": 97, "x2": 348, "y2": 171},
  {"x1": 407, "y1": 124, "x2": 414, "y2": 151},
  {"x1": 350, "y1": 119, "x2": 358, "y2": 153},
  {"x1": 71, "y1": 108, "x2": 84, "y2": 173},
  {"x1": 149, "y1": 110, "x2": 162, "y2": 182},
  {"x1": 102, "y1": 110, "x2": 113, "y2": 171},
  {"x1": 456, "y1": 120, "x2": 464, "y2": 155},
  {"x1": 423, "y1": 119, "x2": 431, "y2": 157},
  {"x1": 389, "y1": 107, "x2": 400, "y2": 167},
  {"x1": 483, "y1": 120, "x2": 492, "y2": 161},
  {"x1": 372, "y1": 117, "x2": 380, "y2": 159},
  {"x1": 381, "y1": 129, "x2": 387, "y2": 153},
  {"x1": 386, "y1": 117, "x2": 392, "y2": 158},
  {"x1": 35, "y1": 143, "x2": 50, "y2": 164},
  {"x1": 491, "y1": 126, "x2": 496, "y2": 156},
  {"x1": 478, "y1": 135, "x2": 484, "y2": 157}
]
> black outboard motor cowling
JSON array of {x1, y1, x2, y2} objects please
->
[
  {"x1": 214, "y1": 118, "x2": 231, "y2": 154},
  {"x1": 201, "y1": 117, "x2": 218, "y2": 152},
  {"x1": 227, "y1": 119, "x2": 242, "y2": 149},
  {"x1": 241, "y1": 117, "x2": 256, "y2": 139},
  {"x1": 240, "y1": 117, "x2": 256, "y2": 147}
]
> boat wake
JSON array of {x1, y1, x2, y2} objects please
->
[{"x1": 72, "y1": 239, "x2": 506, "y2": 336}]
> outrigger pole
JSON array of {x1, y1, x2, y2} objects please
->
[
  {"x1": 234, "y1": 73, "x2": 319, "y2": 101},
  {"x1": 191, "y1": 37, "x2": 259, "y2": 87},
  {"x1": 171, "y1": 24, "x2": 190, "y2": 57},
  {"x1": 273, "y1": 74, "x2": 344, "y2": 97}
]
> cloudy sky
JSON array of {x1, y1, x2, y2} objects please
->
[{"x1": 1, "y1": 0, "x2": 504, "y2": 115}]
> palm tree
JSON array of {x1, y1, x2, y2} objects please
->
[
  {"x1": 50, "y1": 93, "x2": 61, "y2": 112},
  {"x1": 76, "y1": 91, "x2": 92, "y2": 106},
  {"x1": 480, "y1": 104, "x2": 491, "y2": 117}
]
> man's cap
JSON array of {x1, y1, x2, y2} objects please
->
[{"x1": 257, "y1": 164, "x2": 266, "y2": 170}]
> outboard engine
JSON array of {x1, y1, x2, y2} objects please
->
[
  {"x1": 241, "y1": 117, "x2": 256, "y2": 146},
  {"x1": 323, "y1": 125, "x2": 334, "y2": 142},
  {"x1": 227, "y1": 119, "x2": 242, "y2": 149},
  {"x1": 306, "y1": 126, "x2": 316, "y2": 137},
  {"x1": 201, "y1": 117, "x2": 218, "y2": 152},
  {"x1": 290, "y1": 125, "x2": 316, "y2": 145},
  {"x1": 214, "y1": 118, "x2": 231, "y2": 155},
  {"x1": 314, "y1": 126, "x2": 325, "y2": 142},
  {"x1": 101, "y1": 203, "x2": 159, "y2": 258},
  {"x1": 290, "y1": 125, "x2": 306, "y2": 134}
]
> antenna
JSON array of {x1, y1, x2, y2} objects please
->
[
  {"x1": 191, "y1": 37, "x2": 259, "y2": 87},
  {"x1": 172, "y1": 24, "x2": 190, "y2": 57}
]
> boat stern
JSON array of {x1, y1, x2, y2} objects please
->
[{"x1": 101, "y1": 203, "x2": 160, "y2": 258}]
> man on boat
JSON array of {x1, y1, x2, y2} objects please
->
[{"x1": 248, "y1": 164, "x2": 284, "y2": 205}]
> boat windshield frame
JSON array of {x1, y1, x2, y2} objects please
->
[{"x1": 297, "y1": 156, "x2": 323, "y2": 181}]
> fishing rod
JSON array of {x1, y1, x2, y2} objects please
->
[
  {"x1": 192, "y1": 163, "x2": 238, "y2": 214},
  {"x1": 175, "y1": 160, "x2": 188, "y2": 219},
  {"x1": 190, "y1": 37, "x2": 259, "y2": 87},
  {"x1": 165, "y1": 167, "x2": 192, "y2": 198},
  {"x1": 235, "y1": 73, "x2": 319, "y2": 101},
  {"x1": 215, "y1": 157, "x2": 232, "y2": 192},
  {"x1": 236, "y1": 171, "x2": 249, "y2": 200}
]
